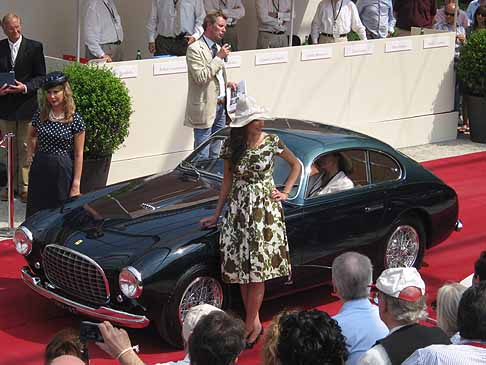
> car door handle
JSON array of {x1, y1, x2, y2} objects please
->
[{"x1": 364, "y1": 204, "x2": 384, "y2": 213}]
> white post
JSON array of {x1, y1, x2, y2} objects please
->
[
  {"x1": 0, "y1": 133, "x2": 15, "y2": 237},
  {"x1": 76, "y1": 0, "x2": 82, "y2": 62},
  {"x1": 289, "y1": 0, "x2": 295, "y2": 47}
]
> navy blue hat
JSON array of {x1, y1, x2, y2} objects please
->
[{"x1": 43, "y1": 71, "x2": 69, "y2": 90}]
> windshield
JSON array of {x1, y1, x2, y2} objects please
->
[{"x1": 182, "y1": 135, "x2": 302, "y2": 199}]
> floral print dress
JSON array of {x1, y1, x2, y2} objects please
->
[{"x1": 219, "y1": 134, "x2": 291, "y2": 284}]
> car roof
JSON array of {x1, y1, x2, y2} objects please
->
[{"x1": 217, "y1": 118, "x2": 395, "y2": 163}]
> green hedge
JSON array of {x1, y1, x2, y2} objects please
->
[
  {"x1": 63, "y1": 63, "x2": 132, "y2": 159},
  {"x1": 458, "y1": 29, "x2": 486, "y2": 97}
]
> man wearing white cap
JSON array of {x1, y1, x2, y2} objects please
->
[
  {"x1": 359, "y1": 267, "x2": 450, "y2": 365},
  {"x1": 96, "y1": 304, "x2": 222, "y2": 365}
]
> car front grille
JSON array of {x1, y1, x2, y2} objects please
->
[{"x1": 43, "y1": 244, "x2": 110, "y2": 305}]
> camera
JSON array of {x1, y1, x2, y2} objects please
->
[{"x1": 80, "y1": 321, "x2": 104, "y2": 343}]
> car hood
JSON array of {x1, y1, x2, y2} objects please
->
[{"x1": 51, "y1": 169, "x2": 220, "y2": 263}]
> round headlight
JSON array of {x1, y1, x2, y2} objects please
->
[
  {"x1": 14, "y1": 226, "x2": 33, "y2": 256},
  {"x1": 119, "y1": 267, "x2": 143, "y2": 299}
]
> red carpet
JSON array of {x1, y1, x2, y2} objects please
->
[{"x1": 1, "y1": 151, "x2": 485, "y2": 365}]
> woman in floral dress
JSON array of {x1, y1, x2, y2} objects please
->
[{"x1": 200, "y1": 96, "x2": 301, "y2": 348}]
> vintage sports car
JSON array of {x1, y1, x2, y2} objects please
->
[{"x1": 14, "y1": 119, "x2": 462, "y2": 347}]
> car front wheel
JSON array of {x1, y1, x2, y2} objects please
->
[
  {"x1": 382, "y1": 215, "x2": 425, "y2": 269},
  {"x1": 156, "y1": 265, "x2": 225, "y2": 348}
]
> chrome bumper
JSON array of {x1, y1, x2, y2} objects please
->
[
  {"x1": 21, "y1": 266, "x2": 150, "y2": 328},
  {"x1": 455, "y1": 219, "x2": 463, "y2": 232}
]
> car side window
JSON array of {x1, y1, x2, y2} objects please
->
[
  {"x1": 369, "y1": 151, "x2": 401, "y2": 183},
  {"x1": 306, "y1": 150, "x2": 367, "y2": 198},
  {"x1": 186, "y1": 136, "x2": 302, "y2": 199},
  {"x1": 342, "y1": 150, "x2": 368, "y2": 188}
]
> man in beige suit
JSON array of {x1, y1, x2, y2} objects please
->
[{"x1": 184, "y1": 11, "x2": 234, "y2": 159}]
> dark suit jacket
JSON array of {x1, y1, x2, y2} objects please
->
[{"x1": 0, "y1": 37, "x2": 46, "y2": 121}]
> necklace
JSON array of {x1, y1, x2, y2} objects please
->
[{"x1": 49, "y1": 109, "x2": 65, "y2": 122}]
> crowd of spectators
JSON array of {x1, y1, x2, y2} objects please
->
[
  {"x1": 82, "y1": 0, "x2": 484, "y2": 63},
  {"x1": 42, "y1": 250, "x2": 486, "y2": 365}
]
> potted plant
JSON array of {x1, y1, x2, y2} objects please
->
[
  {"x1": 63, "y1": 63, "x2": 132, "y2": 193},
  {"x1": 457, "y1": 29, "x2": 486, "y2": 143}
]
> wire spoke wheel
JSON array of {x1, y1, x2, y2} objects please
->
[
  {"x1": 385, "y1": 225, "x2": 420, "y2": 268},
  {"x1": 178, "y1": 276, "x2": 223, "y2": 324}
]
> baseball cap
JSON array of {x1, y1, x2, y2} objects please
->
[
  {"x1": 376, "y1": 267, "x2": 425, "y2": 302},
  {"x1": 181, "y1": 304, "x2": 223, "y2": 342}
]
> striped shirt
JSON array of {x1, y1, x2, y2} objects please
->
[{"x1": 402, "y1": 344, "x2": 486, "y2": 365}]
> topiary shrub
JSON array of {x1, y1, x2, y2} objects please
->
[
  {"x1": 63, "y1": 63, "x2": 132, "y2": 159},
  {"x1": 457, "y1": 29, "x2": 486, "y2": 97}
]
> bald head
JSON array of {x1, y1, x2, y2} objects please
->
[{"x1": 49, "y1": 355, "x2": 85, "y2": 365}]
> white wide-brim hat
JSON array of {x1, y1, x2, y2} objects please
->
[{"x1": 229, "y1": 95, "x2": 273, "y2": 128}]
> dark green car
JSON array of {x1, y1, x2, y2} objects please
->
[{"x1": 15, "y1": 119, "x2": 461, "y2": 347}]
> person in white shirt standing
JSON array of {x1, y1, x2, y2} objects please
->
[
  {"x1": 311, "y1": 0, "x2": 367, "y2": 44},
  {"x1": 204, "y1": 0, "x2": 245, "y2": 51},
  {"x1": 256, "y1": 0, "x2": 292, "y2": 49},
  {"x1": 84, "y1": 0, "x2": 124, "y2": 62},
  {"x1": 147, "y1": 0, "x2": 206, "y2": 57}
]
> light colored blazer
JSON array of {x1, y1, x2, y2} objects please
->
[{"x1": 184, "y1": 38, "x2": 227, "y2": 129}]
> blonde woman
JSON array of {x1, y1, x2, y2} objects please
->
[
  {"x1": 26, "y1": 72, "x2": 85, "y2": 217},
  {"x1": 436, "y1": 282, "x2": 467, "y2": 338}
]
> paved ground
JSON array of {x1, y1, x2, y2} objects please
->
[{"x1": 1, "y1": 133, "x2": 485, "y2": 238}]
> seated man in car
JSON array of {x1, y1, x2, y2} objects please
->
[{"x1": 308, "y1": 152, "x2": 354, "y2": 196}]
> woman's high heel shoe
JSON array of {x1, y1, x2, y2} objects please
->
[{"x1": 245, "y1": 326, "x2": 264, "y2": 349}]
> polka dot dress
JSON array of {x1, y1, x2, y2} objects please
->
[
  {"x1": 26, "y1": 111, "x2": 85, "y2": 218},
  {"x1": 32, "y1": 111, "x2": 85, "y2": 155}
]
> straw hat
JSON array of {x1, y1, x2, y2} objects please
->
[
  {"x1": 229, "y1": 95, "x2": 273, "y2": 128},
  {"x1": 181, "y1": 304, "x2": 223, "y2": 342}
]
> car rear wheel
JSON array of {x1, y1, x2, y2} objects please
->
[
  {"x1": 157, "y1": 265, "x2": 226, "y2": 348},
  {"x1": 382, "y1": 215, "x2": 425, "y2": 269}
]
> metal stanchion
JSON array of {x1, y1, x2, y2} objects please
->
[{"x1": 0, "y1": 132, "x2": 15, "y2": 238}]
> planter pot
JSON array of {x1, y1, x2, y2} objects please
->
[
  {"x1": 465, "y1": 94, "x2": 486, "y2": 143},
  {"x1": 81, "y1": 156, "x2": 112, "y2": 194}
]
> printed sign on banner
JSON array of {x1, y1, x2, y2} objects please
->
[
  {"x1": 153, "y1": 61, "x2": 188, "y2": 76},
  {"x1": 423, "y1": 36, "x2": 450, "y2": 49},
  {"x1": 301, "y1": 46, "x2": 333, "y2": 61},
  {"x1": 226, "y1": 55, "x2": 242, "y2": 69},
  {"x1": 344, "y1": 43, "x2": 374, "y2": 57},
  {"x1": 111, "y1": 65, "x2": 138, "y2": 79},
  {"x1": 255, "y1": 51, "x2": 289, "y2": 66},
  {"x1": 385, "y1": 39, "x2": 413, "y2": 53}
]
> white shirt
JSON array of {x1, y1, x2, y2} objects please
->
[
  {"x1": 202, "y1": 35, "x2": 226, "y2": 99},
  {"x1": 402, "y1": 344, "x2": 486, "y2": 365},
  {"x1": 315, "y1": 171, "x2": 355, "y2": 196},
  {"x1": 204, "y1": 0, "x2": 245, "y2": 25},
  {"x1": 147, "y1": 0, "x2": 205, "y2": 42},
  {"x1": 359, "y1": 344, "x2": 391, "y2": 365},
  {"x1": 358, "y1": 325, "x2": 409, "y2": 365},
  {"x1": 256, "y1": 0, "x2": 292, "y2": 33},
  {"x1": 84, "y1": 0, "x2": 124, "y2": 58},
  {"x1": 311, "y1": 0, "x2": 367, "y2": 43},
  {"x1": 8, "y1": 35, "x2": 22, "y2": 66}
]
